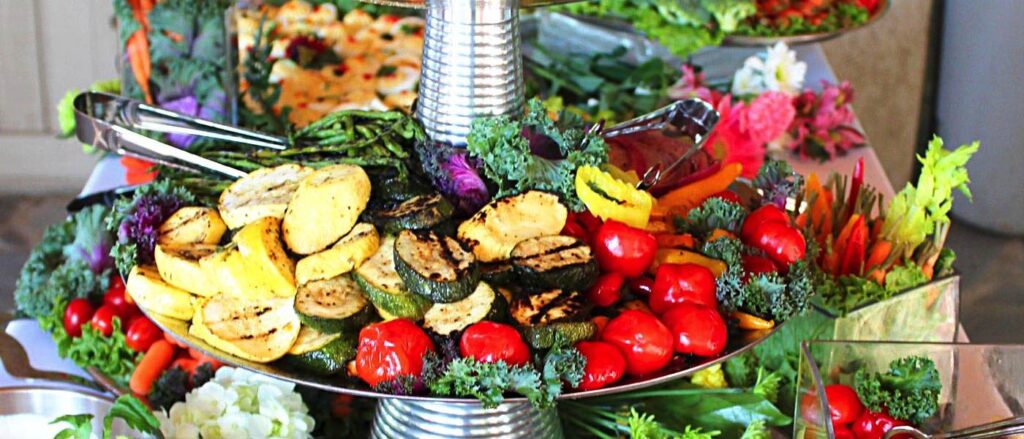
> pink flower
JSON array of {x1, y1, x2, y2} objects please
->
[
  {"x1": 786, "y1": 81, "x2": 865, "y2": 160},
  {"x1": 741, "y1": 92, "x2": 795, "y2": 146},
  {"x1": 704, "y1": 95, "x2": 765, "y2": 177},
  {"x1": 668, "y1": 65, "x2": 721, "y2": 104}
]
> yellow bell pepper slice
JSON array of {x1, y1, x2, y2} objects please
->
[
  {"x1": 575, "y1": 166, "x2": 654, "y2": 229},
  {"x1": 731, "y1": 311, "x2": 776, "y2": 330}
]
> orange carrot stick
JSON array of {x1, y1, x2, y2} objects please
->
[
  {"x1": 130, "y1": 340, "x2": 176, "y2": 395},
  {"x1": 126, "y1": 30, "x2": 153, "y2": 104},
  {"x1": 655, "y1": 233, "x2": 696, "y2": 249},
  {"x1": 864, "y1": 240, "x2": 893, "y2": 272}
]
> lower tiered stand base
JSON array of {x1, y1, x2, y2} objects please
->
[{"x1": 371, "y1": 399, "x2": 562, "y2": 438}]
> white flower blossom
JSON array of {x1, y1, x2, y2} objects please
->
[{"x1": 731, "y1": 42, "x2": 806, "y2": 97}]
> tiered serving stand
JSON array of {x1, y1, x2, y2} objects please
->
[{"x1": 124, "y1": 0, "x2": 782, "y2": 436}]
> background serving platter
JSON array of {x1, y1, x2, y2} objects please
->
[
  {"x1": 721, "y1": 0, "x2": 890, "y2": 47},
  {"x1": 145, "y1": 309, "x2": 780, "y2": 402}
]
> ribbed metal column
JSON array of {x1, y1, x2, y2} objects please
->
[
  {"x1": 415, "y1": 0, "x2": 524, "y2": 145},
  {"x1": 371, "y1": 399, "x2": 562, "y2": 438}
]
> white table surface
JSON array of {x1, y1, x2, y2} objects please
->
[{"x1": 0, "y1": 43, "x2": 898, "y2": 390}]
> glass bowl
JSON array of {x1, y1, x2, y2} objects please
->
[{"x1": 795, "y1": 340, "x2": 1024, "y2": 438}]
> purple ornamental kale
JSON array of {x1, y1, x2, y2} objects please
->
[
  {"x1": 63, "y1": 205, "x2": 114, "y2": 274},
  {"x1": 117, "y1": 193, "x2": 187, "y2": 266},
  {"x1": 416, "y1": 141, "x2": 490, "y2": 213}
]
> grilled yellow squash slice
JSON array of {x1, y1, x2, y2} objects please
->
[
  {"x1": 198, "y1": 249, "x2": 275, "y2": 300},
  {"x1": 233, "y1": 217, "x2": 297, "y2": 297},
  {"x1": 295, "y1": 223, "x2": 379, "y2": 285},
  {"x1": 283, "y1": 164, "x2": 372, "y2": 255},
  {"x1": 154, "y1": 243, "x2": 218, "y2": 296},
  {"x1": 219, "y1": 164, "x2": 313, "y2": 229},
  {"x1": 457, "y1": 191, "x2": 568, "y2": 262},
  {"x1": 158, "y1": 207, "x2": 227, "y2": 246},
  {"x1": 189, "y1": 295, "x2": 299, "y2": 363},
  {"x1": 125, "y1": 265, "x2": 194, "y2": 320}
]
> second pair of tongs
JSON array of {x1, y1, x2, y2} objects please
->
[
  {"x1": 884, "y1": 416, "x2": 1024, "y2": 439},
  {"x1": 73, "y1": 92, "x2": 289, "y2": 179},
  {"x1": 601, "y1": 98, "x2": 720, "y2": 191}
]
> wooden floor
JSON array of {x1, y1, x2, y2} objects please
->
[{"x1": 2, "y1": 194, "x2": 1022, "y2": 343}]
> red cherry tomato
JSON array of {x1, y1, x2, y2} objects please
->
[
  {"x1": 708, "y1": 190, "x2": 741, "y2": 204},
  {"x1": 749, "y1": 222, "x2": 807, "y2": 267},
  {"x1": 90, "y1": 304, "x2": 120, "y2": 337},
  {"x1": 800, "y1": 391, "x2": 826, "y2": 425},
  {"x1": 459, "y1": 322, "x2": 530, "y2": 366},
  {"x1": 825, "y1": 384, "x2": 864, "y2": 426},
  {"x1": 600, "y1": 310, "x2": 673, "y2": 376},
  {"x1": 628, "y1": 276, "x2": 655, "y2": 297},
  {"x1": 103, "y1": 283, "x2": 135, "y2": 315},
  {"x1": 63, "y1": 298, "x2": 95, "y2": 338},
  {"x1": 742, "y1": 254, "x2": 779, "y2": 281},
  {"x1": 574, "y1": 341, "x2": 626, "y2": 391},
  {"x1": 649, "y1": 263, "x2": 717, "y2": 314},
  {"x1": 593, "y1": 220, "x2": 658, "y2": 278},
  {"x1": 660, "y1": 303, "x2": 728, "y2": 357},
  {"x1": 852, "y1": 411, "x2": 908, "y2": 439},
  {"x1": 834, "y1": 426, "x2": 856, "y2": 439},
  {"x1": 587, "y1": 272, "x2": 625, "y2": 307},
  {"x1": 355, "y1": 319, "x2": 435, "y2": 387},
  {"x1": 125, "y1": 317, "x2": 163, "y2": 352},
  {"x1": 741, "y1": 204, "x2": 790, "y2": 243}
]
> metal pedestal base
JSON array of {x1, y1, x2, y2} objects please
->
[
  {"x1": 371, "y1": 399, "x2": 562, "y2": 438},
  {"x1": 415, "y1": 0, "x2": 524, "y2": 145}
]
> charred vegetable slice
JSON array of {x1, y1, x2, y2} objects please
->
[
  {"x1": 280, "y1": 326, "x2": 357, "y2": 375},
  {"x1": 519, "y1": 322, "x2": 597, "y2": 349},
  {"x1": 480, "y1": 262, "x2": 516, "y2": 287},
  {"x1": 158, "y1": 207, "x2": 227, "y2": 246},
  {"x1": 154, "y1": 243, "x2": 218, "y2": 296},
  {"x1": 366, "y1": 193, "x2": 454, "y2": 235},
  {"x1": 394, "y1": 229, "x2": 479, "y2": 303},
  {"x1": 422, "y1": 282, "x2": 498, "y2": 335},
  {"x1": 218, "y1": 164, "x2": 312, "y2": 229},
  {"x1": 510, "y1": 289, "x2": 591, "y2": 326},
  {"x1": 283, "y1": 164, "x2": 372, "y2": 255},
  {"x1": 295, "y1": 223, "x2": 380, "y2": 285},
  {"x1": 126, "y1": 265, "x2": 195, "y2": 320},
  {"x1": 294, "y1": 275, "x2": 375, "y2": 333},
  {"x1": 189, "y1": 295, "x2": 300, "y2": 363},
  {"x1": 458, "y1": 191, "x2": 568, "y2": 262},
  {"x1": 510, "y1": 235, "x2": 598, "y2": 292},
  {"x1": 353, "y1": 236, "x2": 433, "y2": 320}
]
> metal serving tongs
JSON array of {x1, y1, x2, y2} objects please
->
[
  {"x1": 72, "y1": 91, "x2": 290, "y2": 179},
  {"x1": 884, "y1": 416, "x2": 1024, "y2": 439},
  {"x1": 601, "y1": 98, "x2": 720, "y2": 191}
]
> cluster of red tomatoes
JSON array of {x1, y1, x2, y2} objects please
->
[
  {"x1": 63, "y1": 276, "x2": 162, "y2": 351},
  {"x1": 807, "y1": 384, "x2": 910, "y2": 439}
]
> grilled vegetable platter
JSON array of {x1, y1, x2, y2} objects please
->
[{"x1": 111, "y1": 99, "x2": 819, "y2": 407}]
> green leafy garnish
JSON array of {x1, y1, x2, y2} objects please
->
[
  {"x1": 854, "y1": 356, "x2": 942, "y2": 425},
  {"x1": 52, "y1": 414, "x2": 94, "y2": 439},
  {"x1": 51, "y1": 395, "x2": 163, "y2": 439},
  {"x1": 676, "y1": 197, "x2": 747, "y2": 239}
]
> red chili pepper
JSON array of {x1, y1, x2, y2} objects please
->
[
  {"x1": 843, "y1": 157, "x2": 865, "y2": 224},
  {"x1": 649, "y1": 263, "x2": 717, "y2": 314},
  {"x1": 573, "y1": 341, "x2": 626, "y2": 391},
  {"x1": 660, "y1": 303, "x2": 727, "y2": 357},
  {"x1": 459, "y1": 322, "x2": 530, "y2": 366},
  {"x1": 839, "y1": 215, "x2": 868, "y2": 276},
  {"x1": 593, "y1": 220, "x2": 658, "y2": 278},
  {"x1": 600, "y1": 310, "x2": 673, "y2": 376},
  {"x1": 355, "y1": 319, "x2": 434, "y2": 387},
  {"x1": 586, "y1": 272, "x2": 625, "y2": 308}
]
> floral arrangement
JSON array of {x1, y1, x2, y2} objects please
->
[{"x1": 669, "y1": 42, "x2": 865, "y2": 174}]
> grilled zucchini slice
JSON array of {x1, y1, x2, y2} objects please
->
[
  {"x1": 158, "y1": 207, "x2": 227, "y2": 246},
  {"x1": 511, "y1": 235, "x2": 598, "y2": 292},
  {"x1": 422, "y1": 282, "x2": 498, "y2": 336},
  {"x1": 394, "y1": 229, "x2": 479, "y2": 303},
  {"x1": 189, "y1": 294, "x2": 300, "y2": 363},
  {"x1": 295, "y1": 223, "x2": 379, "y2": 285},
  {"x1": 365, "y1": 166, "x2": 431, "y2": 204},
  {"x1": 510, "y1": 289, "x2": 590, "y2": 326},
  {"x1": 219, "y1": 164, "x2": 313, "y2": 229},
  {"x1": 294, "y1": 275, "x2": 375, "y2": 333},
  {"x1": 280, "y1": 326, "x2": 357, "y2": 375},
  {"x1": 154, "y1": 244, "x2": 218, "y2": 296},
  {"x1": 126, "y1": 265, "x2": 195, "y2": 320},
  {"x1": 353, "y1": 236, "x2": 433, "y2": 320},
  {"x1": 283, "y1": 164, "x2": 372, "y2": 255},
  {"x1": 365, "y1": 193, "x2": 454, "y2": 235},
  {"x1": 480, "y1": 262, "x2": 516, "y2": 287},
  {"x1": 519, "y1": 322, "x2": 597, "y2": 349},
  {"x1": 457, "y1": 191, "x2": 568, "y2": 263}
]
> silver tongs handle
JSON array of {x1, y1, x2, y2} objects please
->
[
  {"x1": 602, "y1": 99, "x2": 719, "y2": 191},
  {"x1": 73, "y1": 92, "x2": 248, "y2": 179},
  {"x1": 884, "y1": 416, "x2": 1024, "y2": 439}
]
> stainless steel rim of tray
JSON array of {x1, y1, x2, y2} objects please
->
[
  {"x1": 144, "y1": 310, "x2": 780, "y2": 403},
  {"x1": 721, "y1": 0, "x2": 889, "y2": 47}
]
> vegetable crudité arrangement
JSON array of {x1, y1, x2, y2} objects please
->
[
  {"x1": 802, "y1": 355, "x2": 942, "y2": 438},
  {"x1": 91, "y1": 95, "x2": 821, "y2": 408}
]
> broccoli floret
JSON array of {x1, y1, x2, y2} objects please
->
[{"x1": 702, "y1": 0, "x2": 757, "y2": 32}]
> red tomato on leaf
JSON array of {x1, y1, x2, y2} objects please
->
[
  {"x1": 660, "y1": 303, "x2": 727, "y2": 357},
  {"x1": 593, "y1": 220, "x2": 657, "y2": 278},
  {"x1": 573, "y1": 341, "x2": 626, "y2": 391},
  {"x1": 600, "y1": 310, "x2": 673, "y2": 376},
  {"x1": 459, "y1": 322, "x2": 530, "y2": 366},
  {"x1": 587, "y1": 272, "x2": 625, "y2": 308},
  {"x1": 126, "y1": 317, "x2": 163, "y2": 352},
  {"x1": 355, "y1": 319, "x2": 435, "y2": 387},
  {"x1": 63, "y1": 298, "x2": 95, "y2": 338},
  {"x1": 90, "y1": 304, "x2": 120, "y2": 337},
  {"x1": 649, "y1": 263, "x2": 717, "y2": 314}
]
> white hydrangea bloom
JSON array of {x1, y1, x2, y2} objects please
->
[{"x1": 158, "y1": 367, "x2": 315, "y2": 439}]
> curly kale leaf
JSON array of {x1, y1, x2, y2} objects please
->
[
  {"x1": 702, "y1": 236, "x2": 813, "y2": 321},
  {"x1": 676, "y1": 197, "x2": 748, "y2": 238},
  {"x1": 108, "y1": 180, "x2": 196, "y2": 274},
  {"x1": 854, "y1": 356, "x2": 941, "y2": 425},
  {"x1": 15, "y1": 219, "x2": 76, "y2": 318},
  {"x1": 149, "y1": 367, "x2": 190, "y2": 412},
  {"x1": 466, "y1": 99, "x2": 607, "y2": 211}
]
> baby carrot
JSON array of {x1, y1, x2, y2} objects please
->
[{"x1": 130, "y1": 339, "x2": 175, "y2": 395}]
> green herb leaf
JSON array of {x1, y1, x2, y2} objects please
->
[
  {"x1": 854, "y1": 356, "x2": 941, "y2": 425},
  {"x1": 51, "y1": 414, "x2": 94, "y2": 439},
  {"x1": 103, "y1": 395, "x2": 162, "y2": 439}
]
